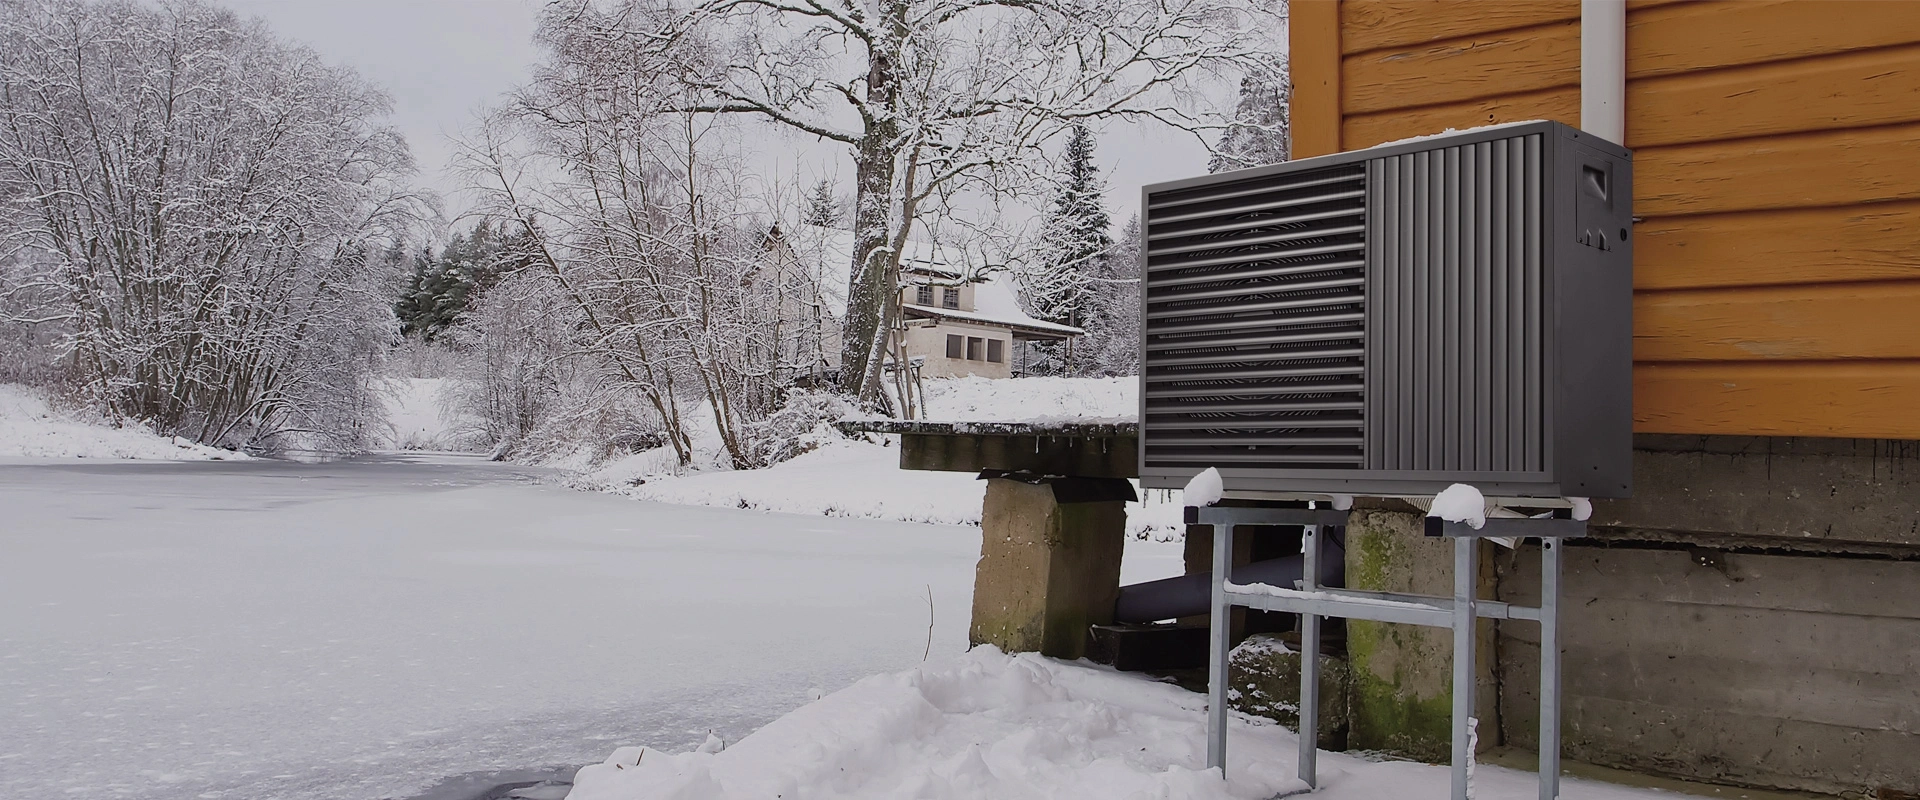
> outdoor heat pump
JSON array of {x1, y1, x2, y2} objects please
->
[{"x1": 1138, "y1": 121, "x2": 1633, "y2": 499}]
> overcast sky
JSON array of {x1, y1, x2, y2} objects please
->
[{"x1": 225, "y1": 0, "x2": 1223, "y2": 232}]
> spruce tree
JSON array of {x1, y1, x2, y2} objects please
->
[
  {"x1": 1025, "y1": 124, "x2": 1113, "y2": 375},
  {"x1": 802, "y1": 178, "x2": 840, "y2": 228}
]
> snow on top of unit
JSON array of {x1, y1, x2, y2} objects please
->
[
  {"x1": 778, "y1": 223, "x2": 1080, "y2": 337},
  {"x1": 1362, "y1": 119, "x2": 1553, "y2": 151},
  {"x1": 1428, "y1": 483, "x2": 1488, "y2": 530},
  {"x1": 1183, "y1": 467, "x2": 1223, "y2": 507}
]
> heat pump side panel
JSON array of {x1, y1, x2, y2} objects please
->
[{"x1": 1550, "y1": 128, "x2": 1635, "y2": 498}]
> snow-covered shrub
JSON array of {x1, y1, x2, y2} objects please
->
[{"x1": 743, "y1": 389, "x2": 854, "y2": 467}]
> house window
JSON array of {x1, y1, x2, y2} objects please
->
[
  {"x1": 967, "y1": 337, "x2": 984, "y2": 361},
  {"x1": 946, "y1": 334, "x2": 964, "y2": 359},
  {"x1": 987, "y1": 339, "x2": 1005, "y2": 364},
  {"x1": 915, "y1": 284, "x2": 933, "y2": 305},
  {"x1": 942, "y1": 287, "x2": 960, "y2": 309}
]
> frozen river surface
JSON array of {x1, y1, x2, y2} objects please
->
[{"x1": 0, "y1": 454, "x2": 986, "y2": 799}]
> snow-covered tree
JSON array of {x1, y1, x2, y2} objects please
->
[
  {"x1": 0, "y1": 0, "x2": 424, "y2": 450},
  {"x1": 580, "y1": 0, "x2": 1279, "y2": 402},
  {"x1": 456, "y1": 7, "x2": 811, "y2": 468},
  {"x1": 802, "y1": 178, "x2": 841, "y2": 228},
  {"x1": 1078, "y1": 213, "x2": 1143, "y2": 377},
  {"x1": 1023, "y1": 124, "x2": 1112, "y2": 375},
  {"x1": 1210, "y1": 57, "x2": 1291, "y2": 173}
]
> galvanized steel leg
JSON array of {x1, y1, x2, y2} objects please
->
[
  {"x1": 1451, "y1": 535, "x2": 1478, "y2": 800},
  {"x1": 1539, "y1": 538, "x2": 1563, "y2": 800},
  {"x1": 1298, "y1": 524, "x2": 1321, "y2": 788},
  {"x1": 1208, "y1": 522, "x2": 1233, "y2": 775}
]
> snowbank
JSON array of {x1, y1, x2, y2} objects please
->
[
  {"x1": 568, "y1": 646, "x2": 1678, "y2": 800},
  {"x1": 0, "y1": 384, "x2": 242, "y2": 461},
  {"x1": 573, "y1": 376, "x2": 1186, "y2": 537}
]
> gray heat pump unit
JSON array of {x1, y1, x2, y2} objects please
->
[{"x1": 1138, "y1": 121, "x2": 1632, "y2": 499}]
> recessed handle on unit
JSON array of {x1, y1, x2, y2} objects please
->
[{"x1": 1581, "y1": 164, "x2": 1609, "y2": 203}]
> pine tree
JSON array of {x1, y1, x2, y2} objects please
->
[
  {"x1": 1024, "y1": 124, "x2": 1112, "y2": 374},
  {"x1": 802, "y1": 178, "x2": 840, "y2": 228},
  {"x1": 1210, "y1": 59, "x2": 1291, "y2": 173},
  {"x1": 393, "y1": 221, "x2": 513, "y2": 343}
]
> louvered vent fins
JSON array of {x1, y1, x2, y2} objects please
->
[{"x1": 1141, "y1": 164, "x2": 1369, "y2": 470}]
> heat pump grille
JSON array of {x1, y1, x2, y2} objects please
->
[
  {"x1": 1142, "y1": 164, "x2": 1368, "y2": 470},
  {"x1": 1364, "y1": 136, "x2": 1545, "y2": 473}
]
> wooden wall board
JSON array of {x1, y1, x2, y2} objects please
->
[
  {"x1": 1341, "y1": 86, "x2": 1579, "y2": 150},
  {"x1": 1340, "y1": 0, "x2": 1578, "y2": 55},
  {"x1": 1627, "y1": 44, "x2": 1920, "y2": 148},
  {"x1": 1292, "y1": 0, "x2": 1344, "y2": 158},
  {"x1": 1634, "y1": 203, "x2": 1920, "y2": 290},
  {"x1": 1634, "y1": 360, "x2": 1920, "y2": 438},
  {"x1": 1629, "y1": 0, "x2": 1920, "y2": 79},
  {"x1": 1342, "y1": 20, "x2": 1580, "y2": 115},
  {"x1": 1634, "y1": 122, "x2": 1920, "y2": 217},
  {"x1": 1634, "y1": 280, "x2": 1920, "y2": 361}
]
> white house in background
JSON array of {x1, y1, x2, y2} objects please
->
[{"x1": 759, "y1": 224, "x2": 1082, "y2": 381}]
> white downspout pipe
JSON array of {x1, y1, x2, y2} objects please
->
[{"x1": 1581, "y1": 0, "x2": 1626, "y2": 145}]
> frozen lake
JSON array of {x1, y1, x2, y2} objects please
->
[{"x1": 0, "y1": 454, "x2": 998, "y2": 799}]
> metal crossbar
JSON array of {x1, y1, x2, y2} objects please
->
[{"x1": 1195, "y1": 504, "x2": 1578, "y2": 800}]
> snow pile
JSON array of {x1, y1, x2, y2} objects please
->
[
  {"x1": 569, "y1": 646, "x2": 1685, "y2": 800},
  {"x1": 916, "y1": 375, "x2": 1135, "y2": 423},
  {"x1": 1184, "y1": 467, "x2": 1224, "y2": 507},
  {"x1": 567, "y1": 646, "x2": 1301, "y2": 800},
  {"x1": 0, "y1": 384, "x2": 241, "y2": 461},
  {"x1": 1429, "y1": 483, "x2": 1488, "y2": 530}
]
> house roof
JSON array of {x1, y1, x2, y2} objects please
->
[{"x1": 775, "y1": 223, "x2": 1083, "y2": 340}]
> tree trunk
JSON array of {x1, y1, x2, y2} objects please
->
[{"x1": 836, "y1": 0, "x2": 906, "y2": 402}]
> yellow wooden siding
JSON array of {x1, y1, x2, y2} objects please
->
[
  {"x1": 1307, "y1": 0, "x2": 1920, "y2": 439},
  {"x1": 1634, "y1": 281, "x2": 1920, "y2": 361},
  {"x1": 1634, "y1": 123, "x2": 1920, "y2": 217},
  {"x1": 1342, "y1": 87, "x2": 1580, "y2": 151},
  {"x1": 1629, "y1": 0, "x2": 1920, "y2": 78},
  {"x1": 1635, "y1": 361, "x2": 1920, "y2": 438},
  {"x1": 1292, "y1": 0, "x2": 1344, "y2": 158},
  {"x1": 1341, "y1": 0, "x2": 1578, "y2": 55},
  {"x1": 1628, "y1": 44, "x2": 1920, "y2": 148},
  {"x1": 1341, "y1": 20, "x2": 1580, "y2": 115},
  {"x1": 1635, "y1": 203, "x2": 1920, "y2": 290}
]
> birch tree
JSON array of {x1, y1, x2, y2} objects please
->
[
  {"x1": 553, "y1": 0, "x2": 1278, "y2": 401},
  {"x1": 0, "y1": 0, "x2": 422, "y2": 449}
]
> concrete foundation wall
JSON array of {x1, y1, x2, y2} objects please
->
[
  {"x1": 1332, "y1": 435, "x2": 1920, "y2": 796},
  {"x1": 1496, "y1": 543, "x2": 1920, "y2": 797}
]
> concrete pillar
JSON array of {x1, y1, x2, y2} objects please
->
[
  {"x1": 969, "y1": 477, "x2": 1129, "y2": 660},
  {"x1": 1343, "y1": 507, "x2": 1502, "y2": 761}
]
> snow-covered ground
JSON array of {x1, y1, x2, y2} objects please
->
[
  {"x1": 573, "y1": 376, "x2": 1186, "y2": 538},
  {"x1": 0, "y1": 454, "x2": 1185, "y2": 800},
  {"x1": 0, "y1": 383, "x2": 242, "y2": 461},
  {"x1": 567, "y1": 647, "x2": 1681, "y2": 800}
]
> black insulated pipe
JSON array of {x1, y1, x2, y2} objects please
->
[{"x1": 1113, "y1": 534, "x2": 1346, "y2": 624}]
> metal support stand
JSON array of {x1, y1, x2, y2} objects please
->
[{"x1": 1191, "y1": 504, "x2": 1579, "y2": 800}]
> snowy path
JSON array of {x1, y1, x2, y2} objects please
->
[{"x1": 0, "y1": 453, "x2": 1116, "y2": 800}]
